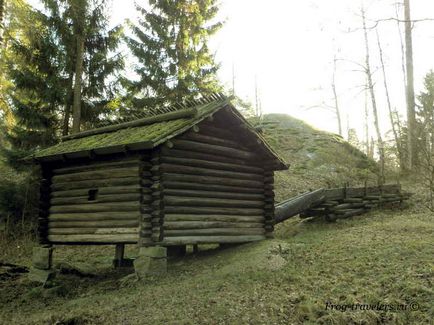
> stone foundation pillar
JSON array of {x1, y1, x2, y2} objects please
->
[
  {"x1": 134, "y1": 246, "x2": 167, "y2": 279},
  {"x1": 29, "y1": 245, "x2": 55, "y2": 284}
]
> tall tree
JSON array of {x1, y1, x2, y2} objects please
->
[
  {"x1": 332, "y1": 55, "x2": 342, "y2": 136},
  {"x1": 2, "y1": 0, "x2": 123, "y2": 164},
  {"x1": 376, "y1": 29, "x2": 404, "y2": 170},
  {"x1": 0, "y1": 0, "x2": 5, "y2": 46},
  {"x1": 126, "y1": 0, "x2": 223, "y2": 111},
  {"x1": 70, "y1": 0, "x2": 86, "y2": 134},
  {"x1": 404, "y1": 0, "x2": 417, "y2": 169},
  {"x1": 362, "y1": 6, "x2": 385, "y2": 184}
]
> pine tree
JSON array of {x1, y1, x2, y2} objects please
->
[
  {"x1": 2, "y1": 0, "x2": 123, "y2": 165},
  {"x1": 126, "y1": 0, "x2": 223, "y2": 111}
]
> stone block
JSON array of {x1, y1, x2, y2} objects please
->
[
  {"x1": 28, "y1": 267, "x2": 56, "y2": 284},
  {"x1": 138, "y1": 246, "x2": 167, "y2": 258},
  {"x1": 134, "y1": 255, "x2": 167, "y2": 279},
  {"x1": 32, "y1": 246, "x2": 53, "y2": 270}
]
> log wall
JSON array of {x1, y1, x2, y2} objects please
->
[
  {"x1": 45, "y1": 155, "x2": 150, "y2": 244},
  {"x1": 156, "y1": 118, "x2": 273, "y2": 245}
]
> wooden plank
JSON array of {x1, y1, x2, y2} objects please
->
[
  {"x1": 164, "y1": 214, "x2": 264, "y2": 223},
  {"x1": 49, "y1": 202, "x2": 140, "y2": 213},
  {"x1": 52, "y1": 167, "x2": 140, "y2": 183},
  {"x1": 49, "y1": 212, "x2": 141, "y2": 221},
  {"x1": 163, "y1": 196, "x2": 264, "y2": 208},
  {"x1": 158, "y1": 163, "x2": 263, "y2": 181},
  {"x1": 162, "y1": 173, "x2": 263, "y2": 188},
  {"x1": 162, "y1": 235, "x2": 265, "y2": 245},
  {"x1": 48, "y1": 234, "x2": 138, "y2": 243},
  {"x1": 164, "y1": 221, "x2": 263, "y2": 229}
]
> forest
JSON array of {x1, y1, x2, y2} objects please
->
[{"x1": 0, "y1": 0, "x2": 433, "y2": 324}]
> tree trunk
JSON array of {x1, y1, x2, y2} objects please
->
[
  {"x1": 62, "y1": 72, "x2": 74, "y2": 136},
  {"x1": 404, "y1": 0, "x2": 417, "y2": 169},
  {"x1": 364, "y1": 78, "x2": 369, "y2": 155},
  {"x1": 376, "y1": 30, "x2": 404, "y2": 170},
  {"x1": 332, "y1": 56, "x2": 342, "y2": 136},
  {"x1": 0, "y1": 0, "x2": 4, "y2": 47},
  {"x1": 72, "y1": 34, "x2": 84, "y2": 134},
  {"x1": 362, "y1": 7, "x2": 385, "y2": 184}
]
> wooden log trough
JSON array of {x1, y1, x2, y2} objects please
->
[{"x1": 275, "y1": 184, "x2": 412, "y2": 224}]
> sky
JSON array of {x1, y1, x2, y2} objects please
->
[{"x1": 31, "y1": 0, "x2": 434, "y2": 140}]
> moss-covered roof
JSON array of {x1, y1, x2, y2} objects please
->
[{"x1": 33, "y1": 97, "x2": 288, "y2": 169}]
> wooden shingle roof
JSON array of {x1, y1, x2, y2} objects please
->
[{"x1": 33, "y1": 95, "x2": 288, "y2": 170}]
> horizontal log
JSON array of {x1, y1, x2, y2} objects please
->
[
  {"x1": 164, "y1": 214, "x2": 264, "y2": 223},
  {"x1": 162, "y1": 181, "x2": 264, "y2": 194},
  {"x1": 48, "y1": 220, "x2": 139, "y2": 228},
  {"x1": 48, "y1": 234, "x2": 138, "y2": 243},
  {"x1": 161, "y1": 189, "x2": 264, "y2": 201},
  {"x1": 51, "y1": 177, "x2": 144, "y2": 191},
  {"x1": 164, "y1": 221, "x2": 263, "y2": 229},
  {"x1": 162, "y1": 235, "x2": 265, "y2": 245},
  {"x1": 52, "y1": 158, "x2": 142, "y2": 175},
  {"x1": 163, "y1": 206, "x2": 263, "y2": 216},
  {"x1": 162, "y1": 173, "x2": 263, "y2": 188},
  {"x1": 51, "y1": 194, "x2": 145, "y2": 206},
  {"x1": 338, "y1": 208, "x2": 366, "y2": 218},
  {"x1": 50, "y1": 186, "x2": 143, "y2": 198},
  {"x1": 52, "y1": 167, "x2": 140, "y2": 183},
  {"x1": 158, "y1": 163, "x2": 264, "y2": 181},
  {"x1": 195, "y1": 124, "x2": 240, "y2": 141},
  {"x1": 160, "y1": 147, "x2": 259, "y2": 167},
  {"x1": 331, "y1": 203, "x2": 366, "y2": 210},
  {"x1": 159, "y1": 155, "x2": 263, "y2": 174},
  {"x1": 163, "y1": 228, "x2": 265, "y2": 236},
  {"x1": 48, "y1": 227, "x2": 139, "y2": 235},
  {"x1": 50, "y1": 202, "x2": 140, "y2": 213},
  {"x1": 49, "y1": 212, "x2": 141, "y2": 221},
  {"x1": 163, "y1": 196, "x2": 265, "y2": 208},
  {"x1": 275, "y1": 189, "x2": 326, "y2": 223},
  {"x1": 343, "y1": 198, "x2": 364, "y2": 203},
  {"x1": 169, "y1": 139, "x2": 257, "y2": 160},
  {"x1": 179, "y1": 132, "x2": 247, "y2": 150}
]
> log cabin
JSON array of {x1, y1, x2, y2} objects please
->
[{"x1": 30, "y1": 94, "x2": 288, "y2": 277}]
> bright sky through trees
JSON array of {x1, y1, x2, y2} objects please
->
[{"x1": 31, "y1": 0, "x2": 434, "y2": 138}]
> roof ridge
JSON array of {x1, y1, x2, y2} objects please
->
[{"x1": 61, "y1": 93, "x2": 228, "y2": 142}]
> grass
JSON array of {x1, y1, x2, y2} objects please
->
[
  {"x1": 1, "y1": 207, "x2": 432, "y2": 324},
  {"x1": 0, "y1": 114, "x2": 432, "y2": 324}
]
